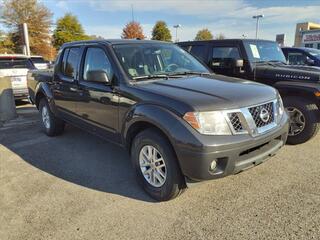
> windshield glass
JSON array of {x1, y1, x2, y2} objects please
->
[
  {"x1": 244, "y1": 41, "x2": 286, "y2": 63},
  {"x1": 113, "y1": 43, "x2": 209, "y2": 79},
  {"x1": 31, "y1": 57, "x2": 47, "y2": 64},
  {"x1": 305, "y1": 48, "x2": 320, "y2": 59},
  {"x1": 0, "y1": 58, "x2": 34, "y2": 69}
]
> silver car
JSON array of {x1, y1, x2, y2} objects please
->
[{"x1": 0, "y1": 54, "x2": 35, "y2": 99}]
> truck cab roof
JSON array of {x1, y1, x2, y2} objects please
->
[
  {"x1": 61, "y1": 39, "x2": 168, "y2": 48},
  {"x1": 178, "y1": 39, "x2": 275, "y2": 45}
]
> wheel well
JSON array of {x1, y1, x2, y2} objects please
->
[
  {"x1": 279, "y1": 89, "x2": 317, "y2": 103},
  {"x1": 35, "y1": 92, "x2": 45, "y2": 109},
  {"x1": 126, "y1": 121, "x2": 178, "y2": 158},
  {"x1": 126, "y1": 121, "x2": 186, "y2": 185},
  {"x1": 126, "y1": 122, "x2": 163, "y2": 149}
]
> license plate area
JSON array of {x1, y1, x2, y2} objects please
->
[{"x1": 11, "y1": 76, "x2": 27, "y2": 87}]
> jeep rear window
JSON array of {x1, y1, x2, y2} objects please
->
[
  {"x1": 113, "y1": 43, "x2": 208, "y2": 79},
  {"x1": 0, "y1": 58, "x2": 34, "y2": 69}
]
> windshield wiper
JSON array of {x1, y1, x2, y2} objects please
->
[
  {"x1": 255, "y1": 60, "x2": 286, "y2": 66},
  {"x1": 132, "y1": 74, "x2": 170, "y2": 81},
  {"x1": 268, "y1": 60, "x2": 287, "y2": 64},
  {"x1": 168, "y1": 71, "x2": 211, "y2": 77}
]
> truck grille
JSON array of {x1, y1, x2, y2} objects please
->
[
  {"x1": 228, "y1": 112, "x2": 244, "y2": 132},
  {"x1": 248, "y1": 102, "x2": 274, "y2": 128},
  {"x1": 226, "y1": 100, "x2": 278, "y2": 135}
]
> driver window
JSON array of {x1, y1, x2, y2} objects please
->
[
  {"x1": 83, "y1": 47, "x2": 114, "y2": 81},
  {"x1": 212, "y1": 47, "x2": 240, "y2": 67}
]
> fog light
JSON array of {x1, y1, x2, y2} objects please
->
[{"x1": 209, "y1": 160, "x2": 217, "y2": 171}]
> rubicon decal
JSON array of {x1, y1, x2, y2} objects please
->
[{"x1": 275, "y1": 74, "x2": 311, "y2": 80}]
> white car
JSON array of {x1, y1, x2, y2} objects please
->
[
  {"x1": 0, "y1": 54, "x2": 35, "y2": 100},
  {"x1": 30, "y1": 56, "x2": 50, "y2": 70}
]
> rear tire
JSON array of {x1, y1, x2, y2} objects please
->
[
  {"x1": 39, "y1": 98, "x2": 65, "y2": 136},
  {"x1": 283, "y1": 97, "x2": 319, "y2": 145},
  {"x1": 131, "y1": 129, "x2": 185, "y2": 201}
]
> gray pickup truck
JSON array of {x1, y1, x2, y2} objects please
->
[{"x1": 28, "y1": 39, "x2": 289, "y2": 201}]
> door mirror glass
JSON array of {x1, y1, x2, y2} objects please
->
[
  {"x1": 306, "y1": 57, "x2": 315, "y2": 66},
  {"x1": 86, "y1": 70, "x2": 110, "y2": 83},
  {"x1": 233, "y1": 59, "x2": 244, "y2": 67}
]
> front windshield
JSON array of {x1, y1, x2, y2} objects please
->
[
  {"x1": 244, "y1": 41, "x2": 286, "y2": 63},
  {"x1": 31, "y1": 57, "x2": 47, "y2": 64},
  {"x1": 113, "y1": 43, "x2": 209, "y2": 79},
  {"x1": 305, "y1": 48, "x2": 320, "y2": 59}
]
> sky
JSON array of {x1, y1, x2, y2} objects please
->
[{"x1": 2, "y1": 0, "x2": 320, "y2": 45}]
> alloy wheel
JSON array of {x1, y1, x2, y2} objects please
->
[
  {"x1": 139, "y1": 145, "x2": 167, "y2": 187},
  {"x1": 286, "y1": 107, "x2": 306, "y2": 136},
  {"x1": 41, "y1": 106, "x2": 50, "y2": 129}
]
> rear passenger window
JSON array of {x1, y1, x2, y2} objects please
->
[
  {"x1": 61, "y1": 49, "x2": 69, "y2": 74},
  {"x1": 190, "y1": 45, "x2": 207, "y2": 61},
  {"x1": 61, "y1": 47, "x2": 80, "y2": 78}
]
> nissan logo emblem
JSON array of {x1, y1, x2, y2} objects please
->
[{"x1": 259, "y1": 108, "x2": 270, "y2": 123}]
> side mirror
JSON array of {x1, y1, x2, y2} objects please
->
[
  {"x1": 233, "y1": 59, "x2": 244, "y2": 68},
  {"x1": 86, "y1": 70, "x2": 110, "y2": 84},
  {"x1": 211, "y1": 58, "x2": 244, "y2": 68},
  {"x1": 306, "y1": 58, "x2": 315, "y2": 66}
]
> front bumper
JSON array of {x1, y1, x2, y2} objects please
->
[{"x1": 175, "y1": 115, "x2": 289, "y2": 182}]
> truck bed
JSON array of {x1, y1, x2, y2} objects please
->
[{"x1": 27, "y1": 69, "x2": 53, "y2": 104}]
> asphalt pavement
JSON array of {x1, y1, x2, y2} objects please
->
[{"x1": 1, "y1": 103, "x2": 320, "y2": 240}]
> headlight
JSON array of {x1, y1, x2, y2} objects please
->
[
  {"x1": 183, "y1": 111, "x2": 232, "y2": 135},
  {"x1": 276, "y1": 93, "x2": 285, "y2": 123}
]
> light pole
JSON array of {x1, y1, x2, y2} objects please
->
[
  {"x1": 252, "y1": 15, "x2": 264, "y2": 39},
  {"x1": 173, "y1": 24, "x2": 181, "y2": 42}
]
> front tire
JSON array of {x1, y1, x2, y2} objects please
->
[
  {"x1": 131, "y1": 129, "x2": 185, "y2": 201},
  {"x1": 39, "y1": 98, "x2": 65, "y2": 136},
  {"x1": 283, "y1": 97, "x2": 319, "y2": 145}
]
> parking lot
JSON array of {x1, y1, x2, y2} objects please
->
[{"x1": 1, "y1": 103, "x2": 320, "y2": 240}]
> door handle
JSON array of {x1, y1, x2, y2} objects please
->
[{"x1": 70, "y1": 87, "x2": 78, "y2": 92}]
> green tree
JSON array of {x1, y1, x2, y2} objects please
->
[
  {"x1": 121, "y1": 21, "x2": 145, "y2": 39},
  {"x1": 1, "y1": 0, "x2": 53, "y2": 58},
  {"x1": 0, "y1": 31, "x2": 15, "y2": 54},
  {"x1": 194, "y1": 28, "x2": 213, "y2": 41},
  {"x1": 52, "y1": 13, "x2": 91, "y2": 49},
  {"x1": 151, "y1": 21, "x2": 172, "y2": 42},
  {"x1": 215, "y1": 33, "x2": 225, "y2": 40}
]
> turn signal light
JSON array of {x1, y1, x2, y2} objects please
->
[
  {"x1": 183, "y1": 112, "x2": 200, "y2": 130},
  {"x1": 315, "y1": 92, "x2": 320, "y2": 97}
]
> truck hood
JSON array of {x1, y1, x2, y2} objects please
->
[
  {"x1": 255, "y1": 63, "x2": 320, "y2": 82},
  {"x1": 137, "y1": 75, "x2": 277, "y2": 112}
]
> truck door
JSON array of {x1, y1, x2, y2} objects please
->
[
  {"x1": 52, "y1": 47, "x2": 82, "y2": 119},
  {"x1": 76, "y1": 45, "x2": 119, "y2": 141},
  {"x1": 209, "y1": 45, "x2": 243, "y2": 77}
]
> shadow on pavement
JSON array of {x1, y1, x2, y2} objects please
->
[{"x1": 1, "y1": 118, "x2": 155, "y2": 202}]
